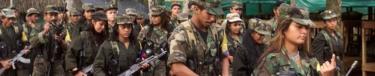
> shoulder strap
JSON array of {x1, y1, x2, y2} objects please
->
[{"x1": 320, "y1": 30, "x2": 335, "y2": 53}]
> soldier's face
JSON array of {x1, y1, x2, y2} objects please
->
[
  {"x1": 1, "y1": 17, "x2": 15, "y2": 27},
  {"x1": 251, "y1": 32, "x2": 264, "y2": 44},
  {"x1": 84, "y1": 10, "x2": 94, "y2": 20},
  {"x1": 230, "y1": 7, "x2": 243, "y2": 15},
  {"x1": 44, "y1": 13, "x2": 58, "y2": 23},
  {"x1": 284, "y1": 22, "x2": 309, "y2": 45},
  {"x1": 136, "y1": 18, "x2": 145, "y2": 25},
  {"x1": 151, "y1": 15, "x2": 161, "y2": 25},
  {"x1": 28, "y1": 14, "x2": 39, "y2": 23},
  {"x1": 325, "y1": 18, "x2": 337, "y2": 30},
  {"x1": 171, "y1": 6, "x2": 180, "y2": 16},
  {"x1": 69, "y1": 15, "x2": 81, "y2": 23},
  {"x1": 93, "y1": 20, "x2": 106, "y2": 33},
  {"x1": 118, "y1": 24, "x2": 132, "y2": 38},
  {"x1": 197, "y1": 9, "x2": 215, "y2": 27},
  {"x1": 106, "y1": 9, "x2": 117, "y2": 21},
  {"x1": 229, "y1": 21, "x2": 242, "y2": 34}
]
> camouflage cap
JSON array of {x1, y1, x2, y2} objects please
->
[
  {"x1": 124, "y1": 8, "x2": 138, "y2": 16},
  {"x1": 68, "y1": 8, "x2": 81, "y2": 16},
  {"x1": 116, "y1": 15, "x2": 133, "y2": 25},
  {"x1": 226, "y1": 13, "x2": 243, "y2": 22},
  {"x1": 150, "y1": 6, "x2": 165, "y2": 16},
  {"x1": 253, "y1": 21, "x2": 272, "y2": 36},
  {"x1": 278, "y1": 3, "x2": 291, "y2": 20},
  {"x1": 231, "y1": 1, "x2": 243, "y2": 9},
  {"x1": 92, "y1": 11, "x2": 107, "y2": 21},
  {"x1": 104, "y1": 3, "x2": 118, "y2": 10},
  {"x1": 190, "y1": 0, "x2": 224, "y2": 16},
  {"x1": 1, "y1": 8, "x2": 16, "y2": 18},
  {"x1": 321, "y1": 10, "x2": 338, "y2": 20},
  {"x1": 82, "y1": 3, "x2": 95, "y2": 11},
  {"x1": 44, "y1": 5, "x2": 59, "y2": 13},
  {"x1": 26, "y1": 8, "x2": 40, "y2": 16},
  {"x1": 288, "y1": 7, "x2": 315, "y2": 27}
]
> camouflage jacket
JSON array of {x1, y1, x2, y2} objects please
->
[
  {"x1": 254, "y1": 47, "x2": 320, "y2": 76},
  {"x1": 167, "y1": 20, "x2": 221, "y2": 76}
]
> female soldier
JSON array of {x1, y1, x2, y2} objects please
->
[
  {"x1": 312, "y1": 10, "x2": 345, "y2": 75},
  {"x1": 65, "y1": 11, "x2": 108, "y2": 76},
  {"x1": 220, "y1": 13, "x2": 244, "y2": 76},
  {"x1": 93, "y1": 15, "x2": 144, "y2": 76},
  {"x1": 254, "y1": 7, "x2": 337, "y2": 76},
  {"x1": 137, "y1": 6, "x2": 174, "y2": 76}
]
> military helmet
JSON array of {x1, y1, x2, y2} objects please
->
[
  {"x1": 321, "y1": 10, "x2": 339, "y2": 20},
  {"x1": 253, "y1": 22, "x2": 272, "y2": 36}
]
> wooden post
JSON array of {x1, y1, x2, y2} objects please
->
[{"x1": 361, "y1": 25, "x2": 366, "y2": 76}]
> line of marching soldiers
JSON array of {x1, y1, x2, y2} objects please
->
[{"x1": 0, "y1": 0, "x2": 346, "y2": 76}]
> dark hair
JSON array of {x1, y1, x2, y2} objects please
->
[
  {"x1": 171, "y1": 4, "x2": 182, "y2": 9},
  {"x1": 151, "y1": 11, "x2": 173, "y2": 33},
  {"x1": 113, "y1": 24, "x2": 137, "y2": 43}
]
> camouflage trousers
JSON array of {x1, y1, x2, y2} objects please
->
[{"x1": 32, "y1": 55, "x2": 65, "y2": 76}]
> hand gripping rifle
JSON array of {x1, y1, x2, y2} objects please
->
[
  {"x1": 118, "y1": 49, "x2": 167, "y2": 76},
  {"x1": 0, "y1": 46, "x2": 31, "y2": 75}
]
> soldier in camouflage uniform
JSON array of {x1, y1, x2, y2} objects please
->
[
  {"x1": 31, "y1": 5, "x2": 66, "y2": 76},
  {"x1": 219, "y1": 13, "x2": 244, "y2": 76},
  {"x1": 105, "y1": 4, "x2": 118, "y2": 40},
  {"x1": 263, "y1": 1, "x2": 287, "y2": 36},
  {"x1": 0, "y1": 8, "x2": 24, "y2": 76},
  {"x1": 170, "y1": 3, "x2": 182, "y2": 27},
  {"x1": 16, "y1": 8, "x2": 42, "y2": 76},
  {"x1": 93, "y1": 15, "x2": 144, "y2": 76},
  {"x1": 167, "y1": 0, "x2": 224, "y2": 76},
  {"x1": 253, "y1": 7, "x2": 337, "y2": 76},
  {"x1": 137, "y1": 6, "x2": 174, "y2": 76},
  {"x1": 312, "y1": 10, "x2": 345, "y2": 76},
  {"x1": 124, "y1": 8, "x2": 141, "y2": 37},
  {"x1": 82, "y1": 3, "x2": 96, "y2": 31},
  {"x1": 64, "y1": 8, "x2": 85, "y2": 45},
  {"x1": 232, "y1": 18, "x2": 272, "y2": 76},
  {"x1": 65, "y1": 11, "x2": 108, "y2": 76}
]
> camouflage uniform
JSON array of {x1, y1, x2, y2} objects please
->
[
  {"x1": 232, "y1": 18, "x2": 272, "y2": 76},
  {"x1": 254, "y1": 48, "x2": 321, "y2": 76},
  {"x1": 16, "y1": 8, "x2": 42, "y2": 76},
  {"x1": 167, "y1": 1, "x2": 224, "y2": 75},
  {"x1": 64, "y1": 9, "x2": 84, "y2": 44},
  {"x1": 254, "y1": 7, "x2": 320, "y2": 76},
  {"x1": 137, "y1": 6, "x2": 172, "y2": 76},
  {"x1": 218, "y1": 13, "x2": 244, "y2": 76},
  {"x1": 0, "y1": 8, "x2": 24, "y2": 76},
  {"x1": 312, "y1": 10, "x2": 345, "y2": 75},
  {"x1": 82, "y1": 3, "x2": 95, "y2": 31},
  {"x1": 65, "y1": 11, "x2": 108, "y2": 76},
  {"x1": 93, "y1": 15, "x2": 141, "y2": 76},
  {"x1": 31, "y1": 5, "x2": 66, "y2": 76}
]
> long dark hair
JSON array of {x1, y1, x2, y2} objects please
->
[
  {"x1": 113, "y1": 24, "x2": 137, "y2": 44},
  {"x1": 89, "y1": 19, "x2": 108, "y2": 41},
  {"x1": 151, "y1": 11, "x2": 173, "y2": 33}
]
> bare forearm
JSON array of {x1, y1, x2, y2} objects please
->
[{"x1": 170, "y1": 63, "x2": 198, "y2": 76}]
